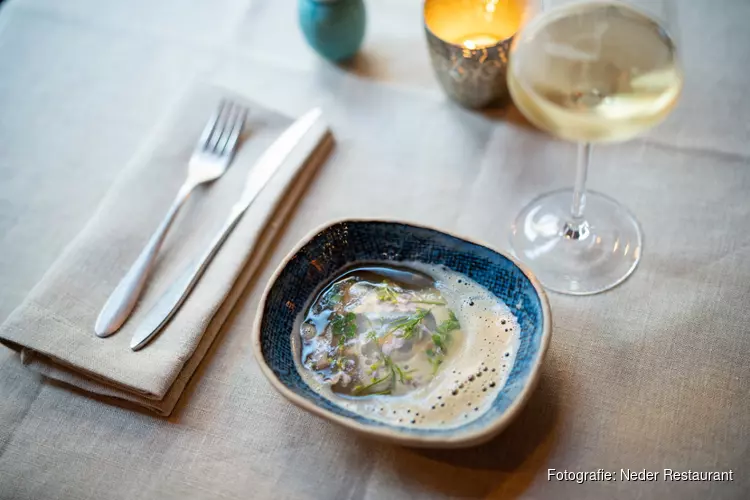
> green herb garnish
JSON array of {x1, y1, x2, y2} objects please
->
[
  {"x1": 436, "y1": 310, "x2": 460, "y2": 335},
  {"x1": 367, "y1": 389, "x2": 392, "y2": 396},
  {"x1": 425, "y1": 310, "x2": 461, "y2": 375},
  {"x1": 331, "y1": 311, "x2": 357, "y2": 339},
  {"x1": 428, "y1": 356, "x2": 443, "y2": 375},
  {"x1": 431, "y1": 333, "x2": 445, "y2": 350},
  {"x1": 411, "y1": 300, "x2": 446, "y2": 305},
  {"x1": 356, "y1": 354, "x2": 414, "y2": 396},
  {"x1": 385, "y1": 356, "x2": 407, "y2": 383},
  {"x1": 353, "y1": 372, "x2": 392, "y2": 395},
  {"x1": 376, "y1": 282, "x2": 400, "y2": 304},
  {"x1": 387, "y1": 308, "x2": 430, "y2": 340}
]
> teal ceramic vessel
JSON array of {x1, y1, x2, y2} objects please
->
[{"x1": 298, "y1": 0, "x2": 366, "y2": 62}]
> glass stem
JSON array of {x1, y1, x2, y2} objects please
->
[{"x1": 564, "y1": 142, "x2": 591, "y2": 240}]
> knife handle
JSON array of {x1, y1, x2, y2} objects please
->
[
  {"x1": 129, "y1": 205, "x2": 245, "y2": 351},
  {"x1": 129, "y1": 107, "x2": 324, "y2": 350}
]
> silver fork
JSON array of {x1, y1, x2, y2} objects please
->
[{"x1": 95, "y1": 100, "x2": 248, "y2": 337}]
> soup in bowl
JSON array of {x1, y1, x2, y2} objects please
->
[{"x1": 253, "y1": 219, "x2": 551, "y2": 448}]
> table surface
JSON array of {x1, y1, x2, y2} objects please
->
[{"x1": 1, "y1": 0, "x2": 749, "y2": 499}]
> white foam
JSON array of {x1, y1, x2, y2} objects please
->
[{"x1": 292, "y1": 263, "x2": 520, "y2": 429}]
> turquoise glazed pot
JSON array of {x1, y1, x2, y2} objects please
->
[{"x1": 298, "y1": 0, "x2": 366, "y2": 62}]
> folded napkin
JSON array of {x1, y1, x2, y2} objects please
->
[{"x1": 0, "y1": 81, "x2": 332, "y2": 416}]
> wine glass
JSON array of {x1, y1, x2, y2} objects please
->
[{"x1": 507, "y1": 0, "x2": 682, "y2": 295}]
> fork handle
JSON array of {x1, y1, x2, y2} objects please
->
[{"x1": 94, "y1": 181, "x2": 195, "y2": 337}]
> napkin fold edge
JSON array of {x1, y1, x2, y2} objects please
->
[{"x1": 0, "y1": 112, "x2": 334, "y2": 415}]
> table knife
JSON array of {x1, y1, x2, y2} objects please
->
[{"x1": 130, "y1": 108, "x2": 323, "y2": 351}]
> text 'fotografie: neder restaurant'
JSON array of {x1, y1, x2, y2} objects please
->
[{"x1": 548, "y1": 469, "x2": 735, "y2": 484}]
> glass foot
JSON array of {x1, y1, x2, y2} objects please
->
[{"x1": 510, "y1": 189, "x2": 642, "y2": 295}]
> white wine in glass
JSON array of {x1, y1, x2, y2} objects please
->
[{"x1": 507, "y1": 0, "x2": 682, "y2": 295}]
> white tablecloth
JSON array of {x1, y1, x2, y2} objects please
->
[{"x1": 1, "y1": 1, "x2": 748, "y2": 499}]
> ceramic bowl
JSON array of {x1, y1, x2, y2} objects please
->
[{"x1": 252, "y1": 219, "x2": 551, "y2": 448}]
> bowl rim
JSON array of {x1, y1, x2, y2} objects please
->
[{"x1": 251, "y1": 217, "x2": 552, "y2": 448}]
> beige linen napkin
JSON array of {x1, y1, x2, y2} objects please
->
[{"x1": 0, "y1": 81, "x2": 332, "y2": 416}]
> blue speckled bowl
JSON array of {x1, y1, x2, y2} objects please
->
[{"x1": 252, "y1": 220, "x2": 551, "y2": 448}]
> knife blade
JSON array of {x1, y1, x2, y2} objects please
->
[{"x1": 130, "y1": 108, "x2": 324, "y2": 351}]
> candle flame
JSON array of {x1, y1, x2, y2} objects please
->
[{"x1": 458, "y1": 34, "x2": 502, "y2": 49}]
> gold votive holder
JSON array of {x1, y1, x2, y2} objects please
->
[{"x1": 424, "y1": 0, "x2": 527, "y2": 109}]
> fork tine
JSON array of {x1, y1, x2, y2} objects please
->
[
  {"x1": 206, "y1": 101, "x2": 233, "y2": 152},
  {"x1": 220, "y1": 106, "x2": 247, "y2": 158},
  {"x1": 197, "y1": 100, "x2": 228, "y2": 151},
  {"x1": 214, "y1": 103, "x2": 240, "y2": 155}
]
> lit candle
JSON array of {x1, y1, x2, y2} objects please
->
[
  {"x1": 440, "y1": 0, "x2": 525, "y2": 49},
  {"x1": 424, "y1": 0, "x2": 529, "y2": 108},
  {"x1": 455, "y1": 33, "x2": 502, "y2": 50}
]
